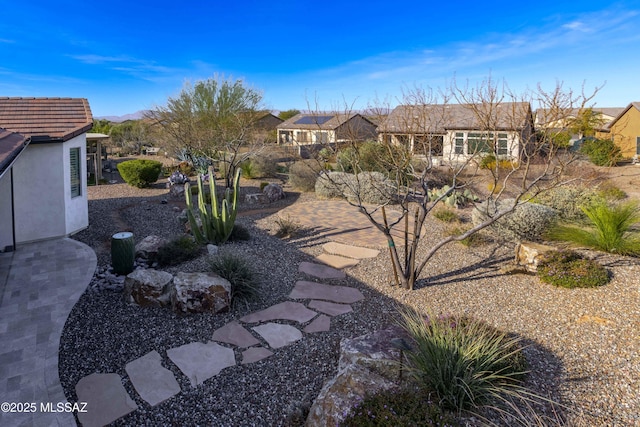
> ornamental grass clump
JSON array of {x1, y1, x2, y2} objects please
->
[
  {"x1": 546, "y1": 201, "x2": 640, "y2": 256},
  {"x1": 537, "y1": 250, "x2": 610, "y2": 289},
  {"x1": 156, "y1": 235, "x2": 202, "y2": 266},
  {"x1": 209, "y1": 252, "x2": 260, "y2": 308},
  {"x1": 399, "y1": 310, "x2": 527, "y2": 413}
]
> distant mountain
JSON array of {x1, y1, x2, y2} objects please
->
[{"x1": 96, "y1": 110, "x2": 150, "y2": 123}]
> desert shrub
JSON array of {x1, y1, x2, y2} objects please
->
[
  {"x1": 209, "y1": 252, "x2": 260, "y2": 307},
  {"x1": 480, "y1": 154, "x2": 518, "y2": 170},
  {"x1": 274, "y1": 215, "x2": 303, "y2": 238},
  {"x1": 259, "y1": 182, "x2": 269, "y2": 191},
  {"x1": 315, "y1": 171, "x2": 397, "y2": 205},
  {"x1": 447, "y1": 226, "x2": 488, "y2": 247},
  {"x1": 433, "y1": 207, "x2": 459, "y2": 223},
  {"x1": 229, "y1": 223, "x2": 251, "y2": 241},
  {"x1": 117, "y1": 159, "x2": 162, "y2": 188},
  {"x1": 337, "y1": 141, "x2": 412, "y2": 183},
  {"x1": 580, "y1": 138, "x2": 622, "y2": 166},
  {"x1": 537, "y1": 250, "x2": 610, "y2": 288},
  {"x1": 251, "y1": 153, "x2": 278, "y2": 178},
  {"x1": 400, "y1": 310, "x2": 527, "y2": 412},
  {"x1": 546, "y1": 201, "x2": 640, "y2": 256},
  {"x1": 472, "y1": 199, "x2": 557, "y2": 242},
  {"x1": 341, "y1": 387, "x2": 459, "y2": 427},
  {"x1": 531, "y1": 186, "x2": 603, "y2": 221},
  {"x1": 289, "y1": 159, "x2": 324, "y2": 191},
  {"x1": 597, "y1": 181, "x2": 627, "y2": 200},
  {"x1": 156, "y1": 235, "x2": 202, "y2": 266},
  {"x1": 239, "y1": 160, "x2": 255, "y2": 179}
]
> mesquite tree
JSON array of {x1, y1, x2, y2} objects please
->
[{"x1": 310, "y1": 79, "x2": 601, "y2": 290}]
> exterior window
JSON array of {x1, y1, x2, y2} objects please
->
[
  {"x1": 297, "y1": 131, "x2": 310, "y2": 143},
  {"x1": 454, "y1": 133, "x2": 464, "y2": 154},
  {"x1": 315, "y1": 131, "x2": 329, "y2": 144},
  {"x1": 636, "y1": 136, "x2": 640, "y2": 156},
  {"x1": 497, "y1": 133, "x2": 509, "y2": 156},
  {"x1": 467, "y1": 132, "x2": 492, "y2": 154},
  {"x1": 70, "y1": 147, "x2": 81, "y2": 198}
]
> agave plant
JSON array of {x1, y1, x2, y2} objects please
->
[{"x1": 185, "y1": 166, "x2": 241, "y2": 245}]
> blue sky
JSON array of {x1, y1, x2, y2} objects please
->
[{"x1": 2, "y1": 1, "x2": 639, "y2": 117}]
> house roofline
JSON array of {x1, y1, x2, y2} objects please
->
[
  {"x1": 28, "y1": 122, "x2": 94, "y2": 144},
  {"x1": 0, "y1": 131, "x2": 31, "y2": 180}
]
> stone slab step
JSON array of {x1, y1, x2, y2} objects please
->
[
  {"x1": 315, "y1": 254, "x2": 360, "y2": 269},
  {"x1": 289, "y1": 281, "x2": 365, "y2": 304},
  {"x1": 212, "y1": 321, "x2": 260, "y2": 348},
  {"x1": 299, "y1": 261, "x2": 346, "y2": 280},
  {"x1": 75, "y1": 373, "x2": 138, "y2": 427},
  {"x1": 239, "y1": 301, "x2": 318, "y2": 324},
  {"x1": 322, "y1": 242, "x2": 380, "y2": 259},
  {"x1": 125, "y1": 350, "x2": 181, "y2": 406},
  {"x1": 252, "y1": 323, "x2": 303, "y2": 349},
  {"x1": 241, "y1": 347, "x2": 274, "y2": 364},
  {"x1": 304, "y1": 315, "x2": 331, "y2": 333},
  {"x1": 309, "y1": 300, "x2": 353, "y2": 316},
  {"x1": 167, "y1": 342, "x2": 235, "y2": 387}
]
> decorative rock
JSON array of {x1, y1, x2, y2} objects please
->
[
  {"x1": 171, "y1": 272, "x2": 231, "y2": 314},
  {"x1": 245, "y1": 193, "x2": 267, "y2": 204},
  {"x1": 169, "y1": 184, "x2": 186, "y2": 198},
  {"x1": 125, "y1": 350, "x2": 181, "y2": 406},
  {"x1": 515, "y1": 241, "x2": 558, "y2": 272},
  {"x1": 306, "y1": 328, "x2": 407, "y2": 427},
  {"x1": 308, "y1": 300, "x2": 352, "y2": 316},
  {"x1": 167, "y1": 342, "x2": 236, "y2": 387},
  {"x1": 289, "y1": 281, "x2": 365, "y2": 304},
  {"x1": 135, "y1": 235, "x2": 168, "y2": 260},
  {"x1": 315, "y1": 253, "x2": 360, "y2": 269},
  {"x1": 123, "y1": 269, "x2": 173, "y2": 307},
  {"x1": 304, "y1": 315, "x2": 331, "y2": 333},
  {"x1": 240, "y1": 301, "x2": 318, "y2": 324},
  {"x1": 212, "y1": 321, "x2": 260, "y2": 348},
  {"x1": 299, "y1": 262, "x2": 346, "y2": 280},
  {"x1": 241, "y1": 347, "x2": 274, "y2": 364},
  {"x1": 252, "y1": 323, "x2": 303, "y2": 349},
  {"x1": 322, "y1": 242, "x2": 380, "y2": 259},
  {"x1": 262, "y1": 183, "x2": 285, "y2": 202},
  {"x1": 75, "y1": 373, "x2": 138, "y2": 427},
  {"x1": 207, "y1": 244, "x2": 219, "y2": 256}
]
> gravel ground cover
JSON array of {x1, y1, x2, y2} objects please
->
[{"x1": 62, "y1": 170, "x2": 640, "y2": 426}]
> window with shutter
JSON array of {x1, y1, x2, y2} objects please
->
[{"x1": 70, "y1": 147, "x2": 81, "y2": 198}]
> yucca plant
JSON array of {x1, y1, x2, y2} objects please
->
[
  {"x1": 399, "y1": 309, "x2": 528, "y2": 413},
  {"x1": 547, "y1": 201, "x2": 640, "y2": 256},
  {"x1": 185, "y1": 166, "x2": 241, "y2": 245}
]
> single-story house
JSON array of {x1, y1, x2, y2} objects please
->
[
  {"x1": 377, "y1": 102, "x2": 535, "y2": 162},
  {"x1": 277, "y1": 113, "x2": 378, "y2": 157},
  {"x1": 0, "y1": 97, "x2": 93, "y2": 251},
  {"x1": 535, "y1": 107, "x2": 625, "y2": 148},
  {"x1": 253, "y1": 112, "x2": 284, "y2": 131},
  {"x1": 600, "y1": 102, "x2": 640, "y2": 159}
]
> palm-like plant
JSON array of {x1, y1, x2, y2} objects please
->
[{"x1": 547, "y1": 201, "x2": 640, "y2": 256}]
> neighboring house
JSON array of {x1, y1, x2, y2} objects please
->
[
  {"x1": 0, "y1": 97, "x2": 93, "y2": 250},
  {"x1": 253, "y1": 112, "x2": 284, "y2": 131},
  {"x1": 378, "y1": 102, "x2": 534, "y2": 162},
  {"x1": 535, "y1": 107, "x2": 625, "y2": 147},
  {"x1": 277, "y1": 113, "x2": 378, "y2": 157},
  {"x1": 601, "y1": 102, "x2": 640, "y2": 159}
]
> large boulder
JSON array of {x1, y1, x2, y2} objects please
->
[
  {"x1": 516, "y1": 241, "x2": 558, "y2": 272},
  {"x1": 306, "y1": 327, "x2": 407, "y2": 427},
  {"x1": 263, "y1": 183, "x2": 285, "y2": 202},
  {"x1": 123, "y1": 269, "x2": 173, "y2": 307},
  {"x1": 171, "y1": 272, "x2": 231, "y2": 314},
  {"x1": 135, "y1": 235, "x2": 168, "y2": 261}
]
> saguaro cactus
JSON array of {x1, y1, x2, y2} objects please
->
[{"x1": 185, "y1": 166, "x2": 240, "y2": 245}]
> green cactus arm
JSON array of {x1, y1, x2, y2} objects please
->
[
  {"x1": 184, "y1": 182, "x2": 206, "y2": 244},
  {"x1": 208, "y1": 166, "x2": 220, "y2": 219}
]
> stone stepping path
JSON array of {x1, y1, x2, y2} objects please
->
[
  {"x1": 125, "y1": 350, "x2": 181, "y2": 406},
  {"x1": 74, "y1": 243, "x2": 379, "y2": 425},
  {"x1": 75, "y1": 373, "x2": 138, "y2": 427}
]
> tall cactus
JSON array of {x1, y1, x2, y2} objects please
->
[{"x1": 185, "y1": 166, "x2": 241, "y2": 245}]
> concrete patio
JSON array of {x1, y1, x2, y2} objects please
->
[{"x1": 0, "y1": 238, "x2": 96, "y2": 427}]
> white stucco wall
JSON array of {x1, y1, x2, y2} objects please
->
[
  {"x1": 0, "y1": 173, "x2": 14, "y2": 250},
  {"x1": 62, "y1": 135, "x2": 89, "y2": 235},
  {"x1": 11, "y1": 134, "x2": 88, "y2": 244}
]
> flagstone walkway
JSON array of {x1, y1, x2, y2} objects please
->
[{"x1": 73, "y1": 242, "x2": 378, "y2": 427}]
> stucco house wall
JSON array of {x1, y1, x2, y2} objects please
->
[
  {"x1": 0, "y1": 175, "x2": 13, "y2": 249},
  {"x1": 608, "y1": 103, "x2": 640, "y2": 158}
]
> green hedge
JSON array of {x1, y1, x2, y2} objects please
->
[{"x1": 117, "y1": 159, "x2": 163, "y2": 188}]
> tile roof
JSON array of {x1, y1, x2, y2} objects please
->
[
  {"x1": 378, "y1": 103, "x2": 532, "y2": 133},
  {"x1": 0, "y1": 97, "x2": 93, "y2": 142},
  {"x1": 0, "y1": 128, "x2": 30, "y2": 178}
]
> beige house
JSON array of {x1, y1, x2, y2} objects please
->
[
  {"x1": 601, "y1": 102, "x2": 640, "y2": 159},
  {"x1": 277, "y1": 113, "x2": 377, "y2": 157},
  {"x1": 378, "y1": 102, "x2": 535, "y2": 163}
]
